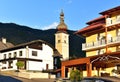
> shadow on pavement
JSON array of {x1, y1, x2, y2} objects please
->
[{"x1": 0, "y1": 75, "x2": 22, "y2": 82}]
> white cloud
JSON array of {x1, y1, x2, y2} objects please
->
[{"x1": 41, "y1": 22, "x2": 59, "y2": 30}]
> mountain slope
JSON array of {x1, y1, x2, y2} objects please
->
[{"x1": 0, "y1": 22, "x2": 85, "y2": 58}]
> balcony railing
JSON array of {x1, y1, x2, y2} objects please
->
[
  {"x1": 82, "y1": 36, "x2": 120, "y2": 51},
  {"x1": 108, "y1": 35, "x2": 120, "y2": 44},
  {"x1": 82, "y1": 39, "x2": 106, "y2": 50},
  {"x1": 106, "y1": 19, "x2": 120, "y2": 27}
]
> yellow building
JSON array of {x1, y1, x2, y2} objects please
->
[
  {"x1": 55, "y1": 10, "x2": 69, "y2": 60},
  {"x1": 61, "y1": 6, "x2": 120, "y2": 78}
]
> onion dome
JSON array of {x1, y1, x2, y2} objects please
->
[{"x1": 57, "y1": 10, "x2": 67, "y2": 31}]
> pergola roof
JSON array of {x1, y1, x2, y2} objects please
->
[{"x1": 62, "y1": 51, "x2": 120, "y2": 68}]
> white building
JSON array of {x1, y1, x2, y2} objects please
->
[{"x1": 0, "y1": 39, "x2": 61, "y2": 71}]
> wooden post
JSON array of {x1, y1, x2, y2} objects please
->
[
  {"x1": 61, "y1": 66, "x2": 65, "y2": 78},
  {"x1": 105, "y1": 26, "x2": 108, "y2": 53},
  {"x1": 105, "y1": 15, "x2": 108, "y2": 53},
  {"x1": 87, "y1": 63, "x2": 92, "y2": 77}
]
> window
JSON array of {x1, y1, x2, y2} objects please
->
[
  {"x1": 14, "y1": 52, "x2": 17, "y2": 58},
  {"x1": 116, "y1": 15, "x2": 120, "y2": 22},
  {"x1": 110, "y1": 20, "x2": 113, "y2": 24},
  {"x1": 2, "y1": 61, "x2": 6, "y2": 64},
  {"x1": 32, "y1": 51, "x2": 37, "y2": 56},
  {"x1": 116, "y1": 29, "x2": 120, "y2": 36},
  {"x1": 46, "y1": 64, "x2": 49, "y2": 70},
  {"x1": 8, "y1": 60, "x2": 13, "y2": 68},
  {"x1": 4, "y1": 54, "x2": 6, "y2": 59},
  {"x1": 19, "y1": 51, "x2": 22, "y2": 56},
  {"x1": 97, "y1": 49, "x2": 104, "y2": 55},
  {"x1": 54, "y1": 58, "x2": 57, "y2": 65},
  {"x1": 117, "y1": 65, "x2": 120, "y2": 71},
  {"x1": 64, "y1": 40, "x2": 66, "y2": 43},
  {"x1": 58, "y1": 40, "x2": 61, "y2": 43},
  {"x1": 9, "y1": 53, "x2": 12, "y2": 58},
  {"x1": 107, "y1": 34, "x2": 112, "y2": 43},
  {"x1": 97, "y1": 33, "x2": 100, "y2": 40},
  {"x1": 106, "y1": 17, "x2": 112, "y2": 25},
  {"x1": 2, "y1": 67, "x2": 6, "y2": 69}
]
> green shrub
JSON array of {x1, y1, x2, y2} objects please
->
[
  {"x1": 70, "y1": 69, "x2": 83, "y2": 82},
  {"x1": 16, "y1": 61, "x2": 24, "y2": 69}
]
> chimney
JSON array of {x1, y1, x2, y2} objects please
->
[{"x1": 1, "y1": 37, "x2": 6, "y2": 44}]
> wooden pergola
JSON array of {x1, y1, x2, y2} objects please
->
[{"x1": 61, "y1": 51, "x2": 120, "y2": 78}]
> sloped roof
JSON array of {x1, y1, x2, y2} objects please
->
[
  {"x1": 100, "y1": 6, "x2": 120, "y2": 15},
  {"x1": 75, "y1": 23, "x2": 105, "y2": 35},
  {"x1": 0, "y1": 41, "x2": 14, "y2": 50},
  {"x1": 0, "y1": 39, "x2": 62, "y2": 57},
  {"x1": 75, "y1": 15, "x2": 105, "y2": 36},
  {"x1": 86, "y1": 16, "x2": 105, "y2": 25}
]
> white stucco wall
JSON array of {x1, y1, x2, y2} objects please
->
[{"x1": 0, "y1": 42, "x2": 54, "y2": 71}]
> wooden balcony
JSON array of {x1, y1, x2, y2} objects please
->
[
  {"x1": 82, "y1": 36, "x2": 120, "y2": 51},
  {"x1": 106, "y1": 19, "x2": 120, "y2": 27},
  {"x1": 82, "y1": 39, "x2": 106, "y2": 51}
]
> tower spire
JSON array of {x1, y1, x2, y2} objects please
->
[
  {"x1": 57, "y1": 10, "x2": 67, "y2": 31},
  {"x1": 55, "y1": 10, "x2": 69, "y2": 60},
  {"x1": 60, "y1": 9, "x2": 64, "y2": 23}
]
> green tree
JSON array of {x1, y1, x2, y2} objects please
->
[
  {"x1": 16, "y1": 61, "x2": 24, "y2": 70},
  {"x1": 70, "y1": 69, "x2": 83, "y2": 82}
]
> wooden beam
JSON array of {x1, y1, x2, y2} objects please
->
[
  {"x1": 61, "y1": 66, "x2": 65, "y2": 78},
  {"x1": 87, "y1": 63, "x2": 92, "y2": 77}
]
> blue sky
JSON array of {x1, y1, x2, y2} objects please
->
[{"x1": 0, "y1": 0, "x2": 120, "y2": 30}]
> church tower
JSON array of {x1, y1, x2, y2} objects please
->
[{"x1": 55, "y1": 10, "x2": 69, "y2": 60}]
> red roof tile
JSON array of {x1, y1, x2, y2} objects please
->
[
  {"x1": 100, "y1": 6, "x2": 120, "y2": 15},
  {"x1": 86, "y1": 16, "x2": 105, "y2": 25},
  {"x1": 75, "y1": 23, "x2": 105, "y2": 35}
]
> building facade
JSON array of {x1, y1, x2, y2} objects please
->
[
  {"x1": 61, "y1": 6, "x2": 120, "y2": 78},
  {"x1": 0, "y1": 39, "x2": 60, "y2": 71}
]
